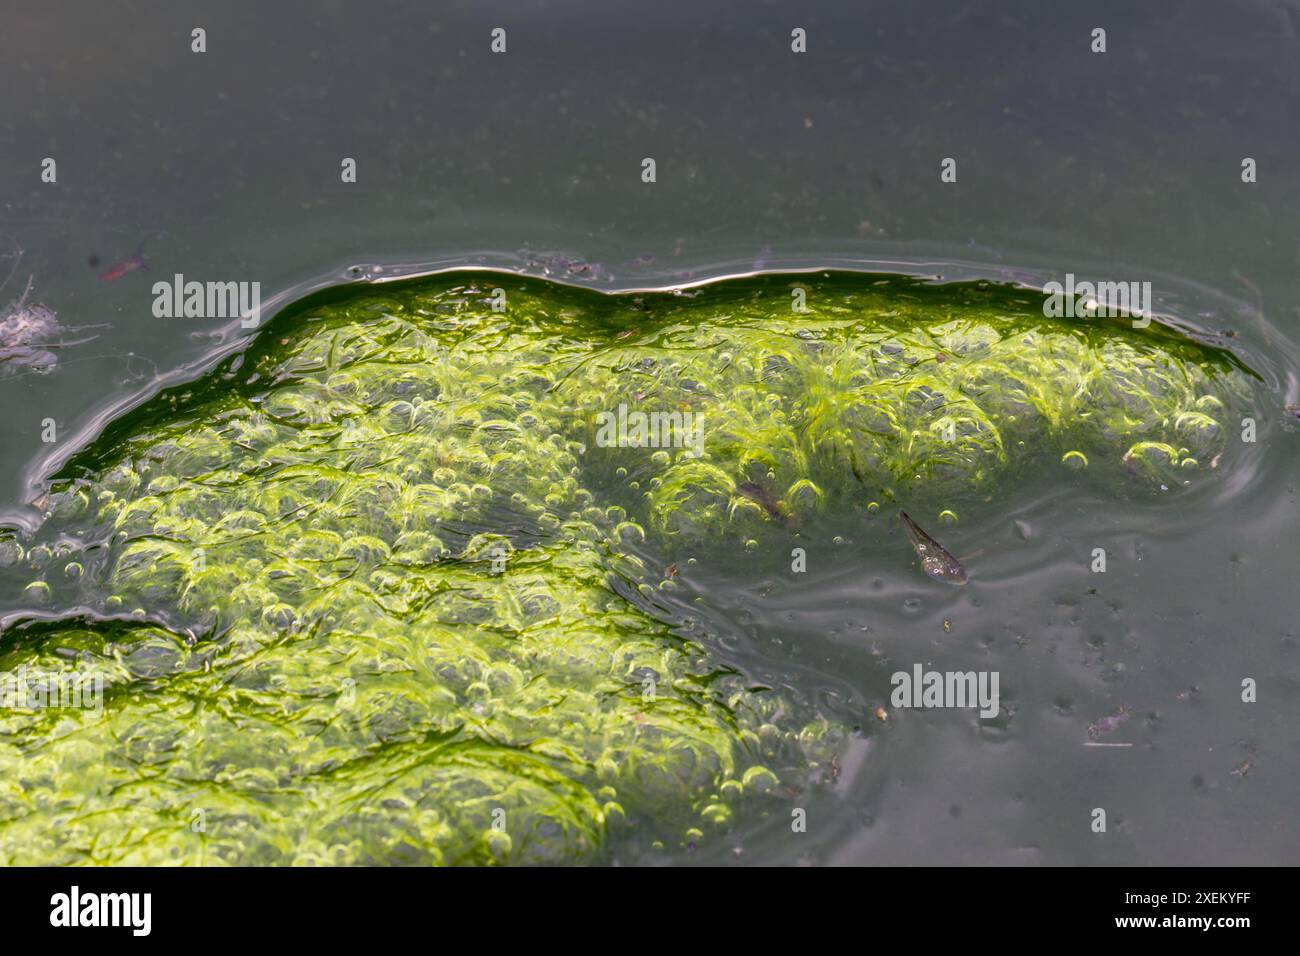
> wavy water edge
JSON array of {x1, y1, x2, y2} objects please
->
[{"x1": 4, "y1": 247, "x2": 1290, "y2": 533}]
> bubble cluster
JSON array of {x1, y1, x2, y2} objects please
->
[{"x1": 0, "y1": 272, "x2": 1249, "y2": 864}]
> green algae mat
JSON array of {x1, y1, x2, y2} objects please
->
[{"x1": 0, "y1": 272, "x2": 1254, "y2": 864}]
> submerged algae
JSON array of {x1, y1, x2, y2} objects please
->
[{"x1": 0, "y1": 272, "x2": 1252, "y2": 864}]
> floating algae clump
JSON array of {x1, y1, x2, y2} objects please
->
[{"x1": 0, "y1": 272, "x2": 1252, "y2": 864}]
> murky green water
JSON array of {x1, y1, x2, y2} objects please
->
[{"x1": 1, "y1": 1, "x2": 1298, "y2": 865}]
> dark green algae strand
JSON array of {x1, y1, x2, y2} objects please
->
[{"x1": 0, "y1": 271, "x2": 1252, "y2": 864}]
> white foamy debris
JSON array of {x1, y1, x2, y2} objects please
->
[{"x1": 0, "y1": 281, "x2": 63, "y2": 372}]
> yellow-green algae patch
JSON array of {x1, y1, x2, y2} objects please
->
[{"x1": 0, "y1": 272, "x2": 1251, "y2": 864}]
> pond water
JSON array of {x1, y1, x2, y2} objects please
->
[{"x1": 0, "y1": 0, "x2": 1297, "y2": 865}]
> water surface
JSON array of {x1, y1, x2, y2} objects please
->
[{"x1": 1, "y1": 0, "x2": 1298, "y2": 864}]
